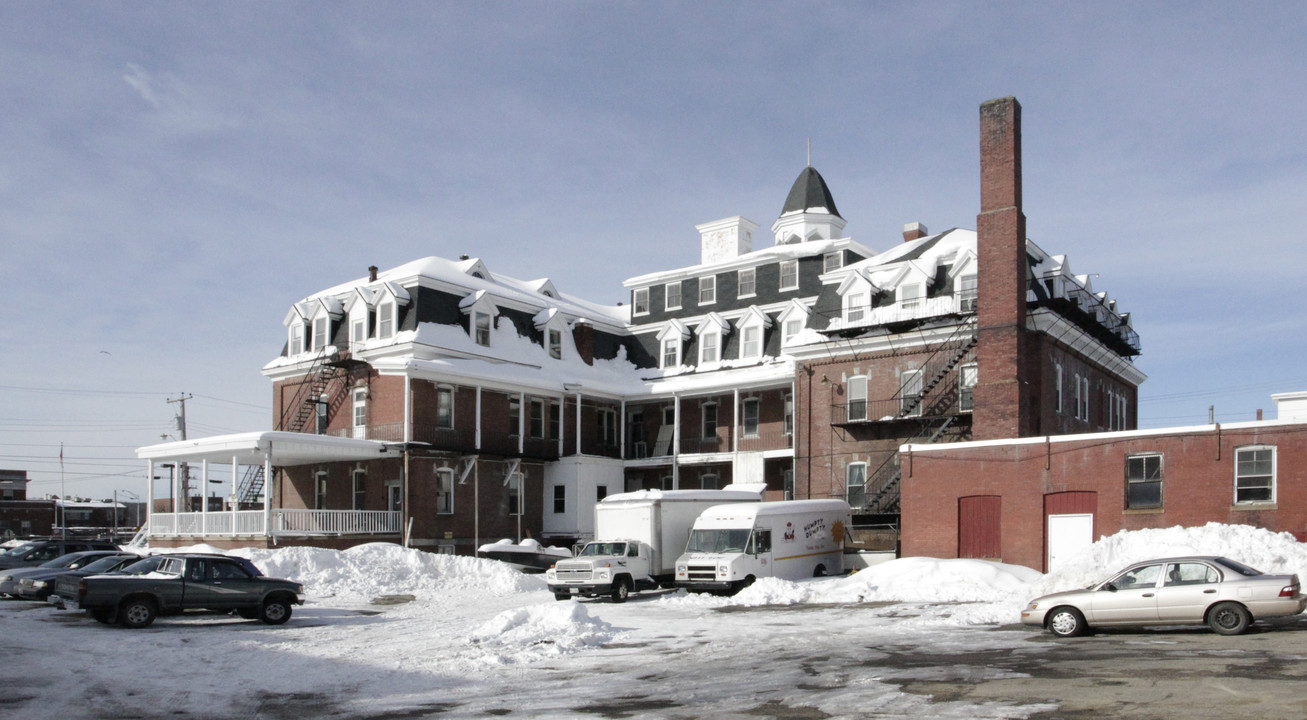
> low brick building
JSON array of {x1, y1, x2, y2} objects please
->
[{"x1": 901, "y1": 411, "x2": 1307, "y2": 572}]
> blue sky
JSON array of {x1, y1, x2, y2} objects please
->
[{"x1": 4, "y1": 2, "x2": 1306, "y2": 501}]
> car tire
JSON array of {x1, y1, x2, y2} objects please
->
[
  {"x1": 90, "y1": 608, "x2": 116, "y2": 625},
  {"x1": 236, "y1": 607, "x2": 259, "y2": 620},
  {"x1": 119, "y1": 598, "x2": 157, "y2": 629},
  {"x1": 260, "y1": 597, "x2": 293, "y2": 625},
  {"x1": 553, "y1": 593, "x2": 570, "y2": 601},
  {"x1": 1046, "y1": 606, "x2": 1087, "y2": 638},
  {"x1": 1207, "y1": 602, "x2": 1251, "y2": 635},
  {"x1": 610, "y1": 578, "x2": 630, "y2": 603}
]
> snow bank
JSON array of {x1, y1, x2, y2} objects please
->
[
  {"x1": 468, "y1": 601, "x2": 617, "y2": 664},
  {"x1": 1029, "y1": 522, "x2": 1307, "y2": 596},
  {"x1": 223, "y1": 542, "x2": 546, "y2": 604}
]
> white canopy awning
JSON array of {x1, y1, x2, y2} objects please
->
[{"x1": 136, "y1": 431, "x2": 399, "y2": 467}]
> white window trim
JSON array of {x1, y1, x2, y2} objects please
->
[
  {"x1": 959, "y1": 363, "x2": 977, "y2": 413},
  {"x1": 779, "y1": 260, "x2": 799, "y2": 291},
  {"x1": 958, "y1": 274, "x2": 978, "y2": 313},
  {"x1": 738, "y1": 268, "x2": 756, "y2": 298},
  {"x1": 701, "y1": 401, "x2": 718, "y2": 440},
  {"x1": 901, "y1": 369, "x2": 923, "y2": 417},
  {"x1": 699, "y1": 329, "x2": 720, "y2": 365},
  {"x1": 699, "y1": 275, "x2": 716, "y2": 305},
  {"x1": 740, "y1": 324, "x2": 763, "y2": 360},
  {"x1": 845, "y1": 291, "x2": 868, "y2": 324},
  {"x1": 898, "y1": 282, "x2": 925, "y2": 311},
  {"x1": 742, "y1": 397, "x2": 760, "y2": 438},
  {"x1": 351, "y1": 467, "x2": 367, "y2": 511},
  {"x1": 473, "y1": 311, "x2": 492, "y2": 347},
  {"x1": 823, "y1": 251, "x2": 843, "y2": 273},
  {"x1": 847, "y1": 375, "x2": 868, "y2": 422},
  {"x1": 289, "y1": 322, "x2": 305, "y2": 356},
  {"x1": 846, "y1": 462, "x2": 867, "y2": 507},
  {"x1": 311, "y1": 315, "x2": 329, "y2": 351},
  {"x1": 633, "y1": 287, "x2": 650, "y2": 317},
  {"x1": 548, "y1": 328, "x2": 563, "y2": 360},
  {"x1": 661, "y1": 337, "x2": 681, "y2": 369},
  {"x1": 352, "y1": 388, "x2": 367, "y2": 439},
  {"x1": 1233, "y1": 445, "x2": 1276, "y2": 505},
  {"x1": 665, "y1": 281, "x2": 682, "y2": 311},
  {"x1": 436, "y1": 386, "x2": 455, "y2": 429},
  {"x1": 377, "y1": 301, "x2": 396, "y2": 339}
]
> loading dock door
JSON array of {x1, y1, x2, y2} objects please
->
[{"x1": 1046, "y1": 513, "x2": 1093, "y2": 573}]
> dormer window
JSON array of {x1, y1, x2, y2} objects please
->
[
  {"x1": 633, "y1": 288, "x2": 649, "y2": 316},
  {"x1": 699, "y1": 276, "x2": 716, "y2": 305},
  {"x1": 665, "y1": 281, "x2": 682, "y2": 311},
  {"x1": 783, "y1": 318, "x2": 803, "y2": 347},
  {"x1": 740, "y1": 325, "x2": 762, "y2": 359},
  {"x1": 548, "y1": 329, "x2": 562, "y2": 359},
  {"x1": 662, "y1": 337, "x2": 680, "y2": 368},
  {"x1": 958, "y1": 275, "x2": 978, "y2": 312},
  {"x1": 845, "y1": 291, "x2": 868, "y2": 324},
  {"x1": 738, "y1": 268, "x2": 756, "y2": 298},
  {"x1": 898, "y1": 282, "x2": 925, "y2": 311},
  {"x1": 350, "y1": 315, "x2": 367, "y2": 350},
  {"x1": 289, "y1": 323, "x2": 305, "y2": 356},
  {"x1": 474, "y1": 311, "x2": 492, "y2": 347},
  {"x1": 312, "y1": 316, "x2": 329, "y2": 351},
  {"x1": 779, "y1": 260, "x2": 799, "y2": 291},
  {"x1": 377, "y1": 301, "x2": 395, "y2": 339},
  {"x1": 700, "y1": 330, "x2": 719, "y2": 364}
]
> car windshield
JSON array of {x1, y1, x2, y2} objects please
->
[
  {"x1": 578, "y1": 543, "x2": 627, "y2": 557},
  {"x1": 685, "y1": 529, "x2": 751, "y2": 554},
  {"x1": 80, "y1": 555, "x2": 137, "y2": 573},
  {"x1": 40, "y1": 553, "x2": 90, "y2": 569},
  {"x1": 1213, "y1": 557, "x2": 1262, "y2": 577},
  {"x1": 0, "y1": 543, "x2": 34, "y2": 557}
]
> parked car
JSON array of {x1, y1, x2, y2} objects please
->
[
  {"x1": 17, "y1": 553, "x2": 140, "y2": 601},
  {"x1": 0, "y1": 539, "x2": 119, "y2": 570},
  {"x1": 73, "y1": 553, "x2": 303, "y2": 628},
  {"x1": 0, "y1": 550, "x2": 128, "y2": 597},
  {"x1": 1022, "y1": 556, "x2": 1307, "y2": 637},
  {"x1": 47, "y1": 554, "x2": 175, "y2": 608}
]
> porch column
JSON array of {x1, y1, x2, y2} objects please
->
[
  {"x1": 518, "y1": 391, "x2": 525, "y2": 454},
  {"x1": 263, "y1": 442, "x2": 273, "y2": 539},
  {"x1": 201, "y1": 459, "x2": 209, "y2": 532},
  {"x1": 672, "y1": 394, "x2": 680, "y2": 490},
  {"x1": 230, "y1": 455, "x2": 239, "y2": 537},
  {"x1": 574, "y1": 391, "x2": 582, "y2": 456},
  {"x1": 733, "y1": 387, "x2": 741, "y2": 453},
  {"x1": 475, "y1": 386, "x2": 482, "y2": 451},
  {"x1": 557, "y1": 393, "x2": 565, "y2": 457},
  {"x1": 146, "y1": 459, "x2": 154, "y2": 537},
  {"x1": 620, "y1": 400, "x2": 626, "y2": 460}
]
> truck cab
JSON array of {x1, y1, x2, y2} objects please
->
[{"x1": 545, "y1": 540, "x2": 653, "y2": 602}]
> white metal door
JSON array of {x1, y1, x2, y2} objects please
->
[{"x1": 1046, "y1": 513, "x2": 1093, "y2": 573}]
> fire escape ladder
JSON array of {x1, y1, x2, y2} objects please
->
[
  {"x1": 237, "y1": 465, "x2": 266, "y2": 504},
  {"x1": 862, "y1": 414, "x2": 961, "y2": 514},
  {"x1": 280, "y1": 352, "x2": 343, "y2": 433}
]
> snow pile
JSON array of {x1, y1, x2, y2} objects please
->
[
  {"x1": 1030, "y1": 522, "x2": 1307, "y2": 596},
  {"x1": 467, "y1": 601, "x2": 617, "y2": 664},
  {"x1": 227, "y1": 542, "x2": 546, "y2": 604}
]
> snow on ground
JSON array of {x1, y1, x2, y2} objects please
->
[{"x1": 4, "y1": 523, "x2": 1306, "y2": 719}]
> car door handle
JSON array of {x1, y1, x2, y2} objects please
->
[
  {"x1": 1142, "y1": 593, "x2": 1154, "y2": 597},
  {"x1": 1203, "y1": 589, "x2": 1216, "y2": 594}
]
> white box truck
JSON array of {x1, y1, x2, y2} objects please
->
[
  {"x1": 545, "y1": 487, "x2": 763, "y2": 602},
  {"x1": 674, "y1": 499, "x2": 852, "y2": 595}
]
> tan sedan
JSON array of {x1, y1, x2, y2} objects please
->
[{"x1": 1022, "y1": 556, "x2": 1307, "y2": 637}]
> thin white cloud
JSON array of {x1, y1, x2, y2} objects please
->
[{"x1": 122, "y1": 63, "x2": 161, "y2": 110}]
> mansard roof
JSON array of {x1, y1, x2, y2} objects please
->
[{"x1": 780, "y1": 166, "x2": 842, "y2": 219}]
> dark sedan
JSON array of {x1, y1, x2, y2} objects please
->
[
  {"x1": 0, "y1": 551, "x2": 128, "y2": 597},
  {"x1": 18, "y1": 553, "x2": 140, "y2": 601}
]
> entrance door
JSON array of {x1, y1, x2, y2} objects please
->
[{"x1": 1046, "y1": 513, "x2": 1093, "y2": 573}]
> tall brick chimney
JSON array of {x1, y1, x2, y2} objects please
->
[{"x1": 972, "y1": 97, "x2": 1034, "y2": 440}]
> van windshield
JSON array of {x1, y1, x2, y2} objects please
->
[{"x1": 685, "y1": 529, "x2": 750, "y2": 554}]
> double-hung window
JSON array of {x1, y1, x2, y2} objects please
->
[
  {"x1": 633, "y1": 288, "x2": 650, "y2": 316},
  {"x1": 1125, "y1": 454, "x2": 1162, "y2": 509},
  {"x1": 352, "y1": 468, "x2": 367, "y2": 510},
  {"x1": 377, "y1": 302, "x2": 395, "y2": 339},
  {"x1": 823, "y1": 251, "x2": 843, "y2": 273},
  {"x1": 665, "y1": 281, "x2": 682, "y2": 310},
  {"x1": 740, "y1": 325, "x2": 762, "y2": 359},
  {"x1": 699, "y1": 276, "x2": 716, "y2": 304},
  {"x1": 779, "y1": 260, "x2": 799, "y2": 291},
  {"x1": 312, "y1": 316, "x2": 329, "y2": 351},
  {"x1": 846, "y1": 463, "x2": 866, "y2": 508},
  {"x1": 548, "y1": 329, "x2": 562, "y2": 359},
  {"x1": 742, "y1": 398, "x2": 760, "y2": 438},
  {"x1": 959, "y1": 364, "x2": 978, "y2": 413},
  {"x1": 847, "y1": 376, "x2": 868, "y2": 422},
  {"x1": 662, "y1": 338, "x2": 680, "y2": 368},
  {"x1": 352, "y1": 388, "x2": 367, "y2": 439},
  {"x1": 289, "y1": 323, "x2": 305, "y2": 355},
  {"x1": 738, "y1": 268, "x2": 756, "y2": 297},
  {"x1": 845, "y1": 292, "x2": 867, "y2": 324},
  {"x1": 436, "y1": 387, "x2": 454, "y2": 429},
  {"x1": 699, "y1": 331, "x2": 719, "y2": 364},
  {"x1": 959, "y1": 275, "x2": 978, "y2": 312},
  {"x1": 701, "y1": 402, "x2": 717, "y2": 440},
  {"x1": 473, "y1": 311, "x2": 491, "y2": 347},
  {"x1": 1234, "y1": 446, "x2": 1275, "y2": 503}
]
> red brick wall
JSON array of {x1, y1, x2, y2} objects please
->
[{"x1": 901, "y1": 422, "x2": 1307, "y2": 571}]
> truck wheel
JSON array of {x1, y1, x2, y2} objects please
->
[
  {"x1": 236, "y1": 607, "x2": 259, "y2": 620},
  {"x1": 260, "y1": 597, "x2": 293, "y2": 625},
  {"x1": 813, "y1": 564, "x2": 827, "y2": 578},
  {"x1": 610, "y1": 579, "x2": 631, "y2": 603},
  {"x1": 90, "y1": 608, "x2": 116, "y2": 625},
  {"x1": 119, "y1": 598, "x2": 157, "y2": 629}
]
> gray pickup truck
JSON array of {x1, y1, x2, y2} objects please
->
[{"x1": 74, "y1": 553, "x2": 305, "y2": 628}]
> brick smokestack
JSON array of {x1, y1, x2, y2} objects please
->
[{"x1": 972, "y1": 97, "x2": 1034, "y2": 440}]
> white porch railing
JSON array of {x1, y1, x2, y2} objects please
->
[{"x1": 147, "y1": 510, "x2": 402, "y2": 538}]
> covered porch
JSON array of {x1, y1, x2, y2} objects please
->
[{"x1": 136, "y1": 431, "x2": 404, "y2": 545}]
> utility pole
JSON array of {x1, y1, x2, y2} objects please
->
[{"x1": 167, "y1": 394, "x2": 193, "y2": 509}]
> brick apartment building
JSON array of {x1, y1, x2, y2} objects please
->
[{"x1": 137, "y1": 96, "x2": 1144, "y2": 555}]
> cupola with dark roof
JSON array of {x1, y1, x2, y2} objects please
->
[{"x1": 771, "y1": 165, "x2": 848, "y2": 245}]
